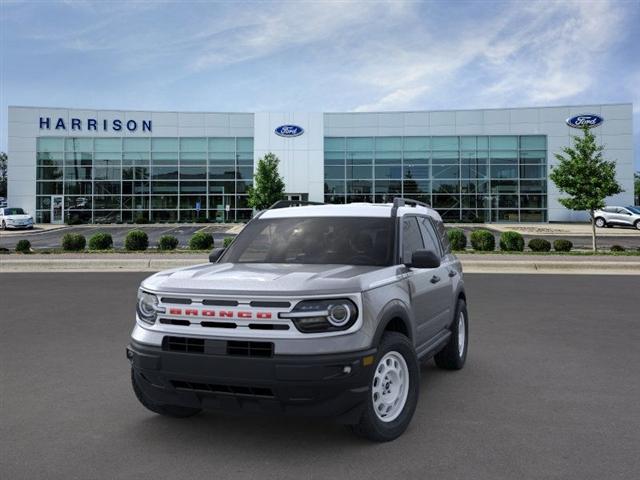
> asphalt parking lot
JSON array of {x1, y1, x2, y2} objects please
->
[
  {"x1": 2, "y1": 273, "x2": 639, "y2": 480},
  {"x1": 0, "y1": 224, "x2": 235, "y2": 249}
]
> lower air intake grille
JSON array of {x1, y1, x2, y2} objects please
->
[
  {"x1": 162, "y1": 336, "x2": 204, "y2": 353},
  {"x1": 171, "y1": 380, "x2": 274, "y2": 397},
  {"x1": 227, "y1": 341, "x2": 274, "y2": 358}
]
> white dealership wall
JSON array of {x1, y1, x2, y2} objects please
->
[{"x1": 6, "y1": 103, "x2": 635, "y2": 223}]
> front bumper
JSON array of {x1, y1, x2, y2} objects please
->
[{"x1": 127, "y1": 339, "x2": 376, "y2": 423}]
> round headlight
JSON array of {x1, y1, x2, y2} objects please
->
[
  {"x1": 327, "y1": 303, "x2": 351, "y2": 327},
  {"x1": 137, "y1": 291, "x2": 161, "y2": 324}
]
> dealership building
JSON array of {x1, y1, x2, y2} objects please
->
[{"x1": 6, "y1": 103, "x2": 634, "y2": 224}]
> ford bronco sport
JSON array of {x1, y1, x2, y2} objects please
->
[{"x1": 127, "y1": 198, "x2": 469, "y2": 442}]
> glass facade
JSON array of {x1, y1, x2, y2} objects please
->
[
  {"x1": 35, "y1": 137, "x2": 254, "y2": 223},
  {"x1": 324, "y1": 135, "x2": 547, "y2": 222}
]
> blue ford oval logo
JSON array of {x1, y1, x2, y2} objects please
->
[
  {"x1": 275, "y1": 125, "x2": 304, "y2": 137},
  {"x1": 566, "y1": 114, "x2": 604, "y2": 129}
]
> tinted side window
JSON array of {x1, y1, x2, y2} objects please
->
[
  {"x1": 432, "y1": 218, "x2": 451, "y2": 254},
  {"x1": 402, "y1": 217, "x2": 424, "y2": 263},
  {"x1": 418, "y1": 217, "x2": 441, "y2": 256}
]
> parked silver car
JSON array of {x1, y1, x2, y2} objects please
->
[
  {"x1": 127, "y1": 199, "x2": 468, "y2": 442},
  {"x1": 594, "y1": 206, "x2": 640, "y2": 230}
]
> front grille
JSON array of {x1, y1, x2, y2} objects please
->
[
  {"x1": 162, "y1": 336, "x2": 204, "y2": 353},
  {"x1": 171, "y1": 380, "x2": 274, "y2": 397},
  {"x1": 227, "y1": 341, "x2": 274, "y2": 357}
]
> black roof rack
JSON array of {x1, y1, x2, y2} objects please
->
[
  {"x1": 391, "y1": 197, "x2": 431, "y2": 217},
  {"x1": 269, "y1": 200, "x2": 325, "y2": 210}
]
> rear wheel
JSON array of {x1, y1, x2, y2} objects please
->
[
  {"x1": 349, "y1": 332, "x2": 419, "y2": 442},
  {"x1": 595, "y1": 217, "x2": 606, "y2": 228},
  {"x1": 635, "y1": 220, "x2": 640, "y2": 230},
  {"x1": 1, "y1": 221, "x2": 5, "y2": 230},
  {"x1": 434, "y1": 299, "x2": 468, "y2": 370},
  {"x1": 131, "y1": 368, "x2": 201, "y2": 418}
]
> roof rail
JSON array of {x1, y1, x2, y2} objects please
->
[
  {"x1": 269, "y1": 200, "x2": 325, "y2": 210},
  {"x1": 391, "y1": 197, "x2": 431, "y2": 217}
]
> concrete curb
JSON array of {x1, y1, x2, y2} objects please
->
[{"x1": 2, "y1": 257, "x2": 639, "y2": 274}]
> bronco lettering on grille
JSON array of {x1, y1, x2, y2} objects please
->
[{"x1": 167, "y1": 308, "x2": 272, "y2": 320}]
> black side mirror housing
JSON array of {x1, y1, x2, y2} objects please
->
[
  {"x1": 407, "y1": 249, "x2": 440, "y2": 269},
  {"x1": 209, "y1": 247, "x2": 226, "y2": 263}
]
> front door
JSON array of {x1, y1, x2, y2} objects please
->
[
  {"x1": 401, "y1": 216, "x2": 449, "y2": 347},
  {"x1": 51, "y1": 195, "x2": 64, "y2": 224}
]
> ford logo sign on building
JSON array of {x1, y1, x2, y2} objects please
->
[
  {"x1": 566, "y1": 114, "x2": 604, "y2": 129},
  {"x1": 275, "y1": 125, "x2": 304, "y2": 137}
]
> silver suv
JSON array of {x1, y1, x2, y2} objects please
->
[
  {"x1": 594, "y1": 206, "x2": 640, "y2": 230},
  {"x1": 127, "y1": 199, "x2": 468, "y2": 442}
]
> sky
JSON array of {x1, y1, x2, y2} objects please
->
[{"x1": 1, "y1": 0, "x2": 639, "y2": 169}]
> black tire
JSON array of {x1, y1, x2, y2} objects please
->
[
  {"x1": 594, "y1": 217, "x2": 606, "y2": 228},
  {"x1": 1, "y1": 221, "x2": 5, "y2": 230},
  {"x1": 349, "y1": 332, "x2": 419, "y2": 442},
  {"x1": 434, "y1": 299, "x2": 469, "y2": 370},
  {"x1": 635, "y1": 220, "x2": 640, "y2": 230},
  {"x1": 131, "y1": 368, "x2": 201, "y2": 418}
]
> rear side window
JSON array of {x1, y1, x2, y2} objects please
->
[
  {"x1": 418, "y1": 217, "x2": 442, "y2": 256},
  {"x1": 402, "y1": 217, "x2": 424, "y2": 263},
  {"x1": 432, "y1": 218, "x2": 451, "y2": 254}
]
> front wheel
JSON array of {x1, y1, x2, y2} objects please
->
[
  {"x1": 131, "y1": 368, "x2": 201, "y2": 418},
  {"x1": 434, "y1": 299, "x2": 469, "y2": 370},
  {"x1": 349, "y1": 332, "x2": 419, "y2": 442},
  {"x1": 1, "y1": 221, "x2": 5, "y2": 230},
  {"x1": 635, "y1": 220, "x2": 640, "y2": 230},
  {"x1": 595, "y1": 217, "x2": 606, "y2": 228}
]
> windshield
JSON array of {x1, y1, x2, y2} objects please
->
[
  {"x1": 626, "y1": 206, "x2": 640, "y2": 214},
  {"x1": 222, "y1": 217, "x2": 395, "y2": 266},
  {"x1": 4, "y1": 208, "x2": 25, "y2": 215}
]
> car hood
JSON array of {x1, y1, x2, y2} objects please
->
[
  {"x1": 142, "y1": 262, "x2": 402, "y2": 296},
  {"x1": 4, "y1": 214, "x2": 32, "y2": 221}
]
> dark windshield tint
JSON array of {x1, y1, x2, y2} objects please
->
[
  {"x1": 222, "y1": 217, "x2": 394, "y2": 266},
  {"x1": 626, "y1": 206, "x2": 640, "y2": 214},
  {"x1": 4, "y1": 208, "x2": 25, "y2": 215}
]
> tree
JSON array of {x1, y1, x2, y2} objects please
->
[
  {"x1": 549, "y1": 128, "x2": 623, "y2": 252},
  {"x1": 634, "y1": 172, "x2": 640, "y2": 205},
  {"x1": 247, "y1": 152, "x2": 285, "y2": 211},
  {"x1": 0, "y1": 152, "x2": 7, "y2": 198}
]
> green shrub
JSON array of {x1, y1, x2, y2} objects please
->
[
  {"x1": 125, "y1": 230, "x2": 149, "y2": 251},
  {"x1": 223, "y1": 237, "x2": 234, "y2": 248},
  {"x1": 447, "y1": 229, "x2": 467, "y2": 251},
  {"x1": 62, "y1": 233, "x2": 86, "y2": 251},
  {"x1": 610, "y1": 245, "x2": 625, "y2": 252},
  {"x1": 499, "y1": 231, "x2": 525, "y2": 252},
  {"x1": 88, "y1": 232, "x2": 113, "y2": 250},
  {"x1": 158, "y1": 235, "x2": 179, "y2": 251},
  {"x1": 528, "y1": 238, "x2": 551, "y2": 252},
  {"x1": 134, "y1": 215, "x2": 149, "y2": 224},
  {"x1": 553, "y1": 239, "x2": 573, "y2": 252},
  {"x1": 15, "y1": 239, "x2": 31, "y2": 253},
  {"x1": 66, "y1": 215, "x2": 83, "y2": 226},
  {"x1": 189, "y1": 232, "x2": 214, "y2": 250},
  {"x1": 470, "y1": 229, "x2": 495, "y2": 251}
]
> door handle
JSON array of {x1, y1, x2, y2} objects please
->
[
  {"x1": 430, "y1": 275, "x2": 441, "y2": 284},
  {"x1": 448, "y1": 270, "x2": 457, "y2": 277}
]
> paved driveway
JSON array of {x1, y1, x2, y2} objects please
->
[{"x1": 1, "y1": 273, "x2": 638, "y2": 479}]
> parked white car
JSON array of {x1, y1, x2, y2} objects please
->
[
  {"x1": 594, "y1": 206, "x2": 640, "y2": 230},
  {"x1": 0, "y1": 207, "x2": 35, "y2": 230}
]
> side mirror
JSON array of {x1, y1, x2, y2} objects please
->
[
  {"x1": 407, "y1": 249, "x2": 440, "y2": 269},
  {"x1": 209, "y1": 247, "x2": 226, "y2": 263}
]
